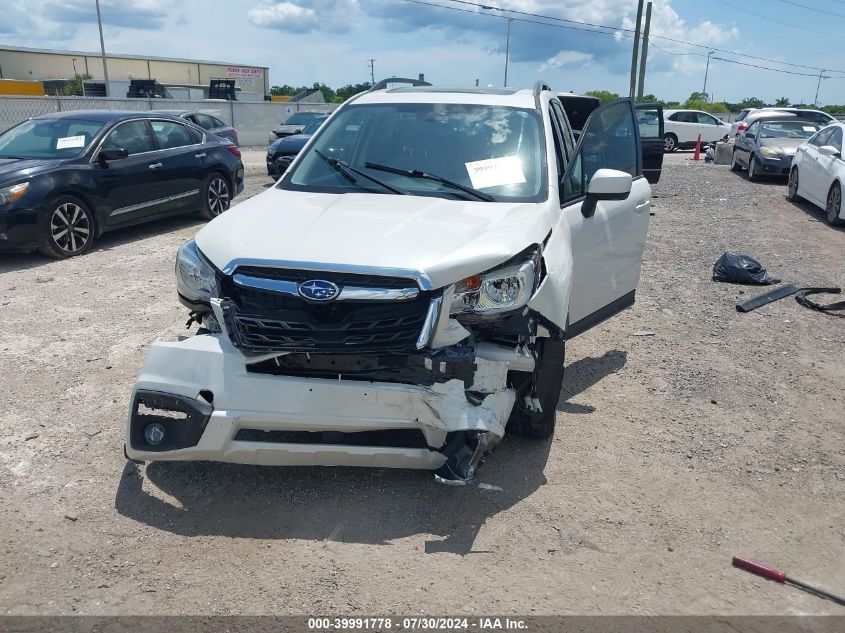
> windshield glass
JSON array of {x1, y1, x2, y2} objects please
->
[
  {"x1": 760, "y1": 121, "x2": 820, "y2": 138},
  {"x1": 301, "y1": 118, "x2": 326, "y2": 135},
  {"x1": 282, "y1": 103, "x2": 545, "y2": 202},
  {"x1": 0, "y1": 118, "x2": 105, "y2": 159},
  {"x1": 284, "y1": 112, "x2": 321, "y2": 125}
]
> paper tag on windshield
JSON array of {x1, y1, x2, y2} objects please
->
[
  {"x1": 465, "y1": 156, "x2": 526, "y2": 190},
  {"x1": 56, "y1": 135, "x2": 86, "y2": 149},
  {"x1": 803, "y1": 126, "x2": 816, "y2": 132}
]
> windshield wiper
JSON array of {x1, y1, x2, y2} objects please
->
[
  {"x1": 364, "y1": 161, "x2": 495, "y2": 202},
  {"x1": 314, "y1": 150, "x2": 406, "y2": 195}
]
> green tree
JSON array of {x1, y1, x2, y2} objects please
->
[
  {"x1": 774, "y1": 97, "x2": 790, "y2": 107},
  {"x1": 585, "y1": 90, "x2": 620, "y2": 105},
  {"x1": 639, "y1": 94, "x2": 665, "y2": 105},
  {"x1": 333, "y1": 82, "x2": 372, "y2": 103},
  {"x1": 738, "y1": 96, "x2": 765, "y2": 109},
  {"x1": 62, "y1": 73, "x2": 91, "y2": 96},
  {"x1": 687, "y1": 91, "x2": 709, "y2": 103}
]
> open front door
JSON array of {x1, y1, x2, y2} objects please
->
[
  {"x1": 561, "y1": 98, "x2": 652, "y2": 338},
  {"x1": 636, "y1": 103, "x2": 664, "y2": 184}
]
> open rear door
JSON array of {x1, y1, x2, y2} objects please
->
[{"x1": 636, "y1": 103, "x2": 664, "y2": 184}]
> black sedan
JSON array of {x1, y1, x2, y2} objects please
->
[
  {"x1": 149, "y1": 109, "x2": 239, "y2": 145},
  {"x1": 0, "y1": 110, "x2": 244, "y2": 258},
  {"x1": 731, "y1": 118, "x2": 820, "y2": 180},
  {"x1": 266, "y1": 115, "x2": 327, "y2": 178}
]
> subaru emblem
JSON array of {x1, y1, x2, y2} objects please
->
[{"x1": 298, "y1": 279, "x2": 340, "y2": 301}]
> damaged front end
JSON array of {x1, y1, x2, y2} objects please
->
[{"x1": 127, "y1": 241, "x2": 553, "y2": 482}]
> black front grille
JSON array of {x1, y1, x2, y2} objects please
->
[
  {"x1": 219, "y1": 268, "x2": 432, "y2": 353},
  {"x1": 234, "y1": 428, "x2": 431, "y2": 449}
]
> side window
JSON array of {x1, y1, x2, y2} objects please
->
[
  {"x1": 668, "y1": 112, "x2": 682, "y2": 122},
  {"x1": 746, "y1": 121, "x2": 761, "y2": 137},
  {"x1": 550, "y1": 99, "x2": 574, "y2": 161},
  {"x1": 193, "y1": 113, "x2": 216, "y2": 130},
  {"x1": 697, "y1": 113, "x2": 718, "y2": 125},
  {"x1": 636, "y1": 106, "x2": 661, "y2": 139},
  {"x1": 151, "y1": 120, "x2": 194, "y2": 149},
  {"x1": 547, "y1": 106, "x2": 566, "y2": 182},
  {"x1": 101, "y1": 120, "x2": 154, "y2": 156},
  {"x1": 810, "y1": 128, "x2": 833, "y2": 147},
  {"x1": 563, "y1": 100, "x2": 638, "y2": 203},
  {"x1": 829, "y1": 128, "x2": 843, "y2": 152}
]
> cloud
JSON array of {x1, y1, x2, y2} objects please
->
[
  {"x1": 538, "y1": 50, "x2": 594, "y2": 73},
  {"x1": 50, "y1": 0, "x2": 170, "y2": 30},
  {"x1": 248, "y1": 1, "x2": 360, "y2": 34}
]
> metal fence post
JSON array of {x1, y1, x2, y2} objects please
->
[
  {"x1": 55, "y1": 96, "x2": 62, "y2": 113},
  {"x1": 230, "y1": 99, "x2": 235, "y2": 128}
]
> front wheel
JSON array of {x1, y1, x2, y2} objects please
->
[
  {"x1": 730, "y1": 150, "x2": 742, "y2": 172},
  {"x1": 787, "y1": 167, "x2": 802, "y2": 202},
  {"x1": 663, "y1": 134, "x2": 677, "y2": 153},
  {"x1": 38, "y1": 196, "x2": 95, "y2": 259},
  {"x1": 199, "y1": 172, "x2": 231, "y2": 220},
  {"x1": 747, "y1": 154, "x2": 760, "y2": 181},
  {"x1": 826, "y1": 182, "x2": 844, "y2": 226},
  {"x1": 507, "y1": 337, "x2": 565, "y2": 439}
]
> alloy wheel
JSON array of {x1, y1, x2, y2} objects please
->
[
  {"x1": 788, "y1": 169, "x2": 799, "y2": 199},
  {"x1": 207, "y1": 176, "x2": 231, "y2": 216},
  {"x1": 827, "y1": 184, "x2": 841, "y2": 224},
  {"x1": 50, "y1": 202, "x2": 91, "y2": 254},
  {"x1": 748, "y1": 156, "x2": 757, "y2": 180},
  {"x1": 663, "y1": 136, "x2": 675, "y2": 152}
]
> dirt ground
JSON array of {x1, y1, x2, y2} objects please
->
[{"x1": 1, "y1": 150, "x2": 843, "y2": 616}]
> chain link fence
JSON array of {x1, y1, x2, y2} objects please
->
[{"x1": 0, "y1": 96, "x2": 338, "y2": 146}]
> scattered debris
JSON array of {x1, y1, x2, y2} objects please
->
[
  {"x1": 63, "y1": 514, "x2": 77, "y2": 522},
  {"x1": 732, "y1": 555, "x2": 845, "y2": 606},
  {"x1": 347, "y1": 600, "x2": 361, "y2": 611},
  {"x1": 794, "y1": 288, "x2": 845, "y2": 316},
  {"x1": 837, "y1": 472, "x2": 845, "y2": 481},
  {"x1": 24, "y1": 432, "x2": 39, "y2": 441},
  {"x1": 736, "y1": 284, "x2": 798, "y2": 313},
  {"x1": 49, "y1": 562, "x2": 59, "y2": 569},
  {"x1": 713, "y1": 251, "x2": 780, "y2": 285},
  {"x1": 755, "y1": 467, "x2": 774, "y2": 475},
  {"x1": 631, "y1": 330, "x2": 656, "y2": 337},
  {"x1": 35, "y1": 276, "x2": 54, "y2": 284},
  {"x1": 476, "y1": 483, "x2": 502, "y2": 492},
  {"x1": 81, "y1": 428, "x2": 101, "y2": 437}
]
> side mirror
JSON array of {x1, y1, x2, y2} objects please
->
[
  {"x1": 582, "y1": 168, "x2": 633, "y2": 218},
  {"x1": 99, "y1": 147, "x2": 129, "y2": 161},
  {"x1": 819, "y1": 145, "x2": 840, "y2": 158}
]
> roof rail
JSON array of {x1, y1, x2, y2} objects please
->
[
  {"x1": 369, "y1": 77, "x2": 432, "y2": 92},
  {"x1": 533, "y1": 80, "x2": 552, "y2": 97}
]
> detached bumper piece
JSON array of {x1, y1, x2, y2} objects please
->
[
  {"x1": 434, "y1": 430, "x2": 500, "y2": 484},
  {"x1": 128, "y1": 390, "x2": 213, "y2": 452}
]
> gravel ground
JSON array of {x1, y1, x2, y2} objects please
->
[{"x1": 0, "y1": 151, "x2": 843, "y2": 616}]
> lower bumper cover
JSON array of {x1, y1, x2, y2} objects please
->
[
  {"x1": 757, "y1": 155, "x2": 793, "y2": 175},
  {"x1": 125, "y1": 333, "x2": 516, "y2": 469}
]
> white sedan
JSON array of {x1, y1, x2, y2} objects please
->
[{"x1": 788, "y1": 122, "x2": 845, "y2": 226}]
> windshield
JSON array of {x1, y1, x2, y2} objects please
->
[
  {"x1": 301, "y1": 118, "x2": 326, "y2": 135},
  {"x1": 760, "y1": 121, "x2": 820, "y2": 139},
  {"x1": 282, "y1": 103, "x2": 545, "y2": 202},
  {"x1": 284, "y1": 112, "x2": 321, "y2": 125},
  {"x1": 0, "y1": 118, "x2": 105, "y2": 159}
]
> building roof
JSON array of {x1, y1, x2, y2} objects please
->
[
  {"x1": 32, "y1": 110, "x2": 183, "y2": 122},
  {"x1": 0, "y1": 44, "x2": 267, "y2": 70}
]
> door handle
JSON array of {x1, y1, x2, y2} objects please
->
[
  {"x1": 194, "y1": 153, "x2": 206, "y2": 159},
  {"x1": 634, "y1": 199, "x2": 650, "y2": 213},
  {"x1": 148, "y1": 162, "x2": 163, "y2": 170}
]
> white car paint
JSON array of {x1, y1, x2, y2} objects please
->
[
  {"x1": 663, "y1": 109, "x2": 730, "y2": 149},
  {"x1": 790, "y1": 122, "x2": 845, "y2": 225},
  {"x1": 127, "y1": 85, "x2": 654, "y2": 473},
  {"x1": 731, "y1": 108, "x2": 834, "y2": 138}
]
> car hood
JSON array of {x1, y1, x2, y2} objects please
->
[
  {"x1": 272, "y1": 124, "x2": 305, "y2": 135},
  {"x1": 0, "y1": 157, "x2": 59, "y2": 185},
  {"x1": 759, "y1": 138, "x2": 807, "y2": 154},
  {"x1": 196, "y1": 188, "x2": 550, "y2": 289},
  {"x1": 269, "y1": 134, "x2": 311, "y2": 154}
]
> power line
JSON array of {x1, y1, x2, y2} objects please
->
[
  {"x1": 712, "y1": 0, "x2": 845, "y2": 39},
  {"x1": 710, "y1": 56, "x2": 830, "y2": 78},
  {"x1": 775, "y1": 0, "x2": 845, "y2": 17},
  {"x1": 430, "y1": 0, "x2": 845, "y2": 73}
]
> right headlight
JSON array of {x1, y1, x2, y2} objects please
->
[
  {"x1": 0, "y1": 182, "x2": 29, "y2": 206},
  {"x1": 759, "y1": 146, "x2": 783, "y2": 158},
  {"x1": 450, "y1": 248, "x2": 540, "y2": 316},
  {"x1": 175, "y1": 239, "x2": 218, "y2": 305}
]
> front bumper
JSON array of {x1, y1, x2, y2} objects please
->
[
  {"x1": 756, "y1": 153, "x2": 794, "y2": 176},
  {"x1": 0, "y1": 205, "x2": 42, "y2": 252},
  {"x1": 266, "y1": 154, "x2": 296, "y2": 177},
  {"x1": 125, "y1": 332, "x2": 516, "y2": 470}
]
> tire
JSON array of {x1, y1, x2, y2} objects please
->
[
  {"x1": 826, "y1": 182, "x2": 844, "y2": 226},
  {"x1": 663, "y1": 134, "x2": 677, "y2": 153},
  {"x1": 199, "y1": 172, "x2": 232, "y2": 220},
  {"x1": 787, "y1": 167, "x2": 803, "y2": 202},
  {"x1": 730, "y1": 150, "x2": 742, "y2": 172},
  {"x1": 747, "y1": 154, "x2": 760, "y2": 181},
  {"x1": 37, "y1": 195, "x2": 95, "y2": 259},
  {"x1": 507, "y1": 337, "x2": 565, "y2": 439}
]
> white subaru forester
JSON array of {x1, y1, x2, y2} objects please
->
[{"x1": 126, "y1": 80, "x2": 657, "y2": 483}]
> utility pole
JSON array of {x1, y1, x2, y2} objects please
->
[
  {"x1": 95, "y1": 0, "x2": 110, "y2": 97},
  {"x1": 815, "y1": 69, "x2": 826, "y2": 107},
  {"x1": 702, "y1": 51, "x2": 714, "y2": 99},
  {"x1": 629, "y1": 0, "x2": 644, "y2": 99},
  {"x1": 504, "y1": 18, "x2": 513, "y2": 87},
  {"x1": 368, "y1": 59, "x2": 375, "y2": 85},
  {"x1": 636, "y1": 2, "x2": 652, "y2": 101}
]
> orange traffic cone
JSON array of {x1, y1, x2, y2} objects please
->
[{"x1": 692, "y1": 134, "x2": 702, "y2": 161}]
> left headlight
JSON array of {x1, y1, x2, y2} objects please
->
[
  {"x1": 175, "y1": 239, "x2": 218, "y2": 305},
  {"x1": 0, "y1": 182, "x2": 29, "y2": 206},
  {"x1": 450, "y1": 248, "x2": 540, "y2": 316},
  {"x1": 759, "y1": 146, "x2": 783, "y2": 158}
]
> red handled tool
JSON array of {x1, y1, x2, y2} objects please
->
[{"x1": 732, "y1": 556, "x2": 845, "y2": 606}]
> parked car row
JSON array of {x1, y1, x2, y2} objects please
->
[
  {"x1": 0, "y1": 110, "x2": 244, "y2": 257},
  {"x1": 730, "y1": 117, "x2": 845, "y2": 226}
]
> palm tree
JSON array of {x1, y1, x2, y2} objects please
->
[{"x1": 775, "y1": 97, "x2": 790, "y2": 107}]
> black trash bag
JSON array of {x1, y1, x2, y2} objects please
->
[{"x1": 712, "y1": 251, "x2": 781, "y2": 285}]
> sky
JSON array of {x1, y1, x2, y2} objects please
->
[{"x1": 3, "y1": 0, "x2": 845, "y2": 105}]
